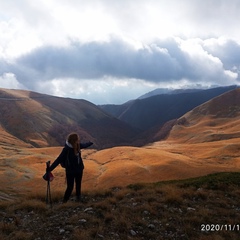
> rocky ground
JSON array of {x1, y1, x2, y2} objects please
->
[{"x1": 1, "y1": 172, "x2": 240, "y2": 240}]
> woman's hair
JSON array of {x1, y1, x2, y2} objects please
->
[{"x1": 67, "y1": 133, "x2": 79, "y2": 145}]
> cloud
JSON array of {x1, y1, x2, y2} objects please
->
[
  {"x1": 1, "y1": 1, "x2": 240, "y2": 103},
  {"x1": 0, "y1": 72, "x2": 25, "y2": 89},
  {"x1": 1, "y1": 36, "x2": 239, "y2": 104},
  {"x1": 203, "y1": 38, "x2": 240, "y2": 71},
  {"x1": 1, "y1": 0, "x2": 240, "y2": 60},
  {"x1": 8, "y1": 37, "x2": 238, "y2": 86},
  {"x1": 30, "y1": 77, "x2": 154, "y2": 104}
]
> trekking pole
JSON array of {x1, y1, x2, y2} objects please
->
[{"x1": 46, "y1": 161, "x2": 52, "y2": 208}]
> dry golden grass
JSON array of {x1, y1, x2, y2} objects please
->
[
  {"x1": 7, "y1": 199, "x2": 46, "y2": 213},
  {"x1": 1, "y1": 135, "x2": 240, "y2": 202},
  {"x1": 1, "y1": 90, "x2": 240, "y2": 239},
  {"x1": 1, "y1": 93, "x2": 240, "y2": 199},
  {"x1": 2, "y1": 172, "x2": 240, "y2": 240}
]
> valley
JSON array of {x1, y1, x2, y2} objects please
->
[
  {"x1": 1, "y1": 137, "x2": 240, "y2": 201},
  {"x1": 0, "y1": 87, "x2": 240, "y2": 201}
]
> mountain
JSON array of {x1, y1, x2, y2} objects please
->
[
  {"x1": 168, "y1": 87, "x2": 240, "y2": 143},
  {"x1": 100, "y1": 85, "x2": 239, "y2": 131},
  {"x1": 138, "y1": 87, "x2": 204, "y2": 99},
  {"x1": 1, "y1": 86, "x2": 239, "y2": 149},
  {"x1": 2, "y1": 88, "x2": 240, "y2": 208},
  {"x1": 0, "y1": 88, "x2": 139, "y2": 148},
  {"x1": 138, "y1": 88, "x2": 172, "y2": 99},
  {"x1": 50, "y1": 88, "x2": 240, "y2": 190}
]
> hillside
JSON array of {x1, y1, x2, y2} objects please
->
[
  {"x1": 1, "y1": 88, "x2": 240, "y2": 239},
  {"x1": 1, "y1": 88, "x2": 239, "y2": 203},
  {"x1": 168, "y1": 88, "x2": 240, "y2": 143},
  {"x1": 1, "y1": 86, "x2": 238, "y2": 149},
  {"x1": 0, "y1": 88, "x2": 139, "y2": 148},
  {"x1": 100, "y1": 85, "x2": 238, "y2": 130},
  {"x1": 1, "y1": 88, "x2": 240, "y2": 200},
  {"x1": 1, "y1": 87, "x2": 240, "y2": 240},
  {"x1": 1, "y1": 172, "x2": 240, "y2": 240}
]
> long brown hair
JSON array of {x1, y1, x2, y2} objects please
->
[{"x1": 67, "y1": 133, "x2": 79, "y2": 146}]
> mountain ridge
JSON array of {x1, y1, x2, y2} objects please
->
[
  {"x1": 168, "y1": 87, "x2": 240, "y2": 143},
  {"x1": 1, "y1": 87, "x2": 240, "y2": 211},
  {"x1": 100, "y1": 85, "x2": 239, "y2": 130},
  {"x1": 0, "y1": 88, "x2": 139, "y2": 148},
  {"x1": 138, "y1": 87, "x2": 208, "y2": 99},
  {"x1": 0, "y1": 85, "x2": 239, "y2": 149}
]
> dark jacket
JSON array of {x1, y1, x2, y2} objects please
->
[{"x1": 49, "y1": 141, "x2": 93, "y2": 174}]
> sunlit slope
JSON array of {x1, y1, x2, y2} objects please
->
[
  {"x1": 2, "y1": 137, "x2": 239, "y2": 200},
  {"x1": 83, "y1": 142, "x2": 240, "y2": 189},
  {"x1": 0, "y1": 126, "x2": 31, "y2": 149},
  {"x1": 1, "y1": 88, "x2": 240, "y2": 199},
  {"x1": 83, "y1": 88, "x2": 240, "y2": 188},
  {"x1": 168, "y1": 88, "x2": 240, "y2": 143}
]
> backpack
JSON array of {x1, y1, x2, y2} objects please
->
[{"x1": 60, "y1": 150, "x2": 69, "y2": 168}]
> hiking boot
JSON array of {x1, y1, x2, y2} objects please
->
[{"x1": 76, "y1": 196, "x2": 81, "y2": 202}]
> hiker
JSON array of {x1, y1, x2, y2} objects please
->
[{"x1": 45, "y1": 133, "x2": 93, "y2": 202}]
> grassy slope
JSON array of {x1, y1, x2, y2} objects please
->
[
  {"x1": 1, "y1": 88, "x2": 240, "y2": 239},
  {"x1": 1, "y1": 172, "x2": 240, "y2": 240},
  {"x1": 0, "y1": 88, "x2": 138, "y2": 148},
  {"x1": 1, "y1": 136, "x2": 240, "y2": 202}
]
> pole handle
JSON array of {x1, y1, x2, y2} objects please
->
[{"x1": 46, "y1": 161, "x2": 51, "y2": 171}]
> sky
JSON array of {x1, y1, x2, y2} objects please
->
[{"x1": 0, "y1": 0, "x2": 240, "y2": 104}]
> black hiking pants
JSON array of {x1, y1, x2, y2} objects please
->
[{"x1": 64, "y1": 171, "x2": 83, "y2": 202}]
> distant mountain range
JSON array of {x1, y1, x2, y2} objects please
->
[
  {"x1": 100, "y1": 85, "x2": 239, "y2": 131},
  {"x1": 138, "y1": 87, "x2": 206, "y2": 99},
  {"x1": 0, "y1": 85, "x2": 239, "y2": 149}
]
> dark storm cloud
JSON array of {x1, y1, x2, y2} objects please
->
[
  {"x1": 1, "y1": 37, "x2": 240, "y2": 89},
  {"x1": 15, "y1": 39, "x2": 185, "y2": 83}
]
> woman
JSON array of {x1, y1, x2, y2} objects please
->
[{"x1": 47, "y1": 133, "x2": 93, "y2": 202}]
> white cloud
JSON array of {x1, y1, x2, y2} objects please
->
[
  {"x1": 32, "y1": 76, "x2": 156, "y2": 104},
  {"x1": 1, "y1": 0, "x2": 240, "y2": 59},
  {"x1": 0, "y1": 18, "x2": 42, "y2": 59},
  {"x1": 0, "y1": 72, "x2": 25, "y2": 89},
  {"x1": 0, "y1": 0, "x2": 240, "y2": 103}
]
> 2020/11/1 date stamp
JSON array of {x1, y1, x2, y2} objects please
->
[{"x1": 201, "y1": 224, "x2": 240, "y2": 232}]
